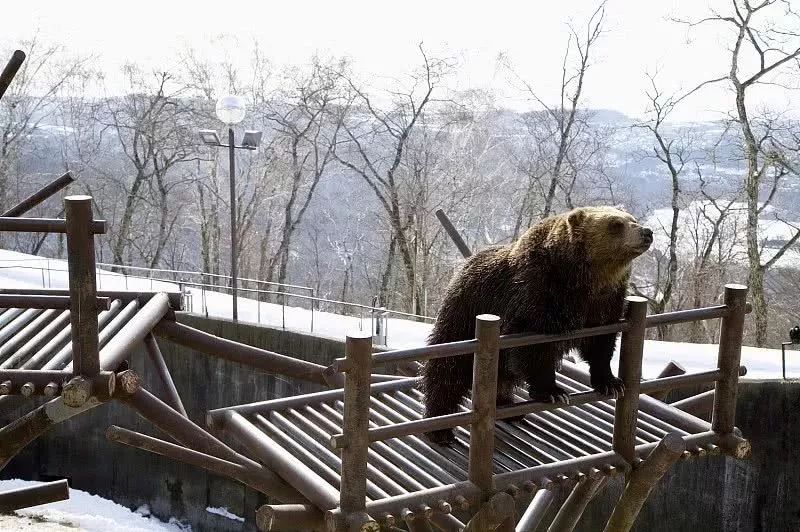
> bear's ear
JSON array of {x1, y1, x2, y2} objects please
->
[{"x1": 568, "y1": 208, "x2": 585, "y2": 227}]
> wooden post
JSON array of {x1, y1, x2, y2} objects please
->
[
  {"x1": 603, "y1": 433, "x2": 685, "y2": 532},
  {"x1": 469, "y1": 314, "x2": 502, "y2": 495},
  {"x1": 613, "y1": 297, "x2": 648, "y2": 465},
  {"x1": 338, "y1": 331, "x2": 376, "y2": 531},
  {"x1": 547, "y1": 476, "x2": 607, "y2": 532},
  {"x1": 516, "y1": 489, "x2": 554, "y2": 532},
  {"x1": 712, "y1": 284, "x2": 748, "y2": 435},
  {"x1": 64, "y1": 195, "x2": 100, "y2": 377}
]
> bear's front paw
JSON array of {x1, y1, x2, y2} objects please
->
[
  {"x1": 592, "y1": 376, "x2": 624, "y2": 398},
  {"x1": 425, "y1": 428, "x2": 456, "y2": 446},
  {"x1": 530, "y1": 385, "x2": 570, "y2": 405}
]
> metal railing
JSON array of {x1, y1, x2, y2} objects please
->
[{"x1": 0, "y1": 259, "x2": 435, "y2": 344}]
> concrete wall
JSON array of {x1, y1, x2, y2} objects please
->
[
  {"x1": 0, "y1": 314, "x2": 347, "y2": 532},
  {"x1": 1, "y1": 315, "x2": 798, "y2": 531}
]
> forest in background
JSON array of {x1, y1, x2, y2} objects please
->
[{"x1": 2, "y1": 0, "x2": 799, "y2": 347}]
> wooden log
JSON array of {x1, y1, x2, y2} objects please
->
[
  {"x1": 2, "y1": 172, "x2": 75, "y2": 217},
  {"x1": 435, "y1": 209, "x2": 473, "y2": 258},
  {"x1": 0, "y1": 295, "x2": 110, "y2": 310},
  {"x1": 0, "y1": 50, "x2": 25, "y2": 100},
  {"x1": 154, "y1": 319, "x2": 329, "y2": 385},
  {"x1": 671, "y1": 390, "x2": 714, "y2": 420},
  {"x1": 603, "y1": 433, "x2": 685, "y2": 532},
  {"x1": 0, "y1": 479, "x2": 69, "y2": 513},
  {"x1": 612, "y1": 297, "x2": 648, "y2": 464},
  {"x1": 256, "y1": 504, "x2": 325, "y2": 531},
  {"x1": 117, "y1": 389, "x2": 306, "y2": 503},
  {"x1": 65, "y1": 195, "x2": 100, "y2": 376},
  {"x1": 429, "y1": 513, "x2": 466, "y2": 532},
  {"x1": 95, "y1": 293, "x2": 170, "y2": 371},
  {"x1": 469, "y1": 314, "x2": 501, "y2": 496},
  {"x1": 106, "y1": 425, "x2": 292, "y2": 501},
  {"x1": 0, "y1": 217, "x2": 105, "y2": 234},
  {"x1": 547, "y1": 476, "x2": 608, "y2": 532},
  {"x1": 463, "y1": 491, "x2": 515, "y2": 532},
  {"x1": 143, "y1": 333, "x2": 187, "y2": 417},
  {"x1": 338, "y1": 331, "x2": 374, "y2": 530},
  {"x1": 646, "y1": 361, "x2": 685, "y2": 401},
  {"x1": 0, "y1": 288, "x2": 182, "y2": 310},
  {"x1": 516, "y1": 489, "x2": 554, "y2": 532},
  {"x1": 712, "y1": 284, "x2": 748, "y2": 434},
  {"x1": 225, "y1": 411, "x2": 339, "y2": 510}
]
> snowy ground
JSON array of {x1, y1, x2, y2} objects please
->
[
  {"x1": 0, "y1": 480, "x2": 187, "y2": 531},
  {"x1": 0, "y1": 248, "x2": 795, "y2": 380}
]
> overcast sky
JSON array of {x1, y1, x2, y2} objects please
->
[{"x1": 4, "y1": 0, "x2": 798, "y2": 121}]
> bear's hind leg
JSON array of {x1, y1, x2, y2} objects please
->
[
  {"x1": 421, "y1": 357, "x2": 471, "y2": 445},
  {"x1": 524, "y1": 347, "x2": 570, "y2": 404}
]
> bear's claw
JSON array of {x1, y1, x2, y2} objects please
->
[
  {"x1": 531, "y1": 386, "x2": 570, "y2": 405},
  {"x1": 593, "y1": 377, "x2": 625, "y2": 398}
]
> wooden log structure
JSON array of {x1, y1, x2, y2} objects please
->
[
  {"x1": 712, "y1": 284, "x2": 748, "y2": 435},
  {"x1": 0, "y1": 50, "x2": 25, "y2": 100},
  {"x1": 0, "y1": 295, "x2": 110, "y2": 310},
  {"x1": 336, "y1": 331, "x2": 376, "y2": 531},
  {"x1": 2, "y1": 172, "x2": 76, "y2": 217},
  {"x1": 516, "y1": 489, "x2": 555, "y2": 532},
  {"x1": 603, "y1": 433, "x2": 686, "y2": 532},
  {"x1": 0, "y1": 479, "x2": 69, "y2": 513},
  {"x1": 143, "y1": 333, "x2": 187, "y2": 417}
]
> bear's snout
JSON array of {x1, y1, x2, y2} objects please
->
[{"x1": 641, "y1": 227, "x2": 653, "y2": 244}]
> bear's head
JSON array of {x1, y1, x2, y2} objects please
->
[{"x1": 567, "y1": 205, "x2": 653, "y2": 277}]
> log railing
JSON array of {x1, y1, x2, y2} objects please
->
[{"x1": 325, "y1": 285, "x2": 750, "y2": 531}]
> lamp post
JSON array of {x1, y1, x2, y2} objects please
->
[
  {"x1": 782, "y1": 325, "x2": 800, "y2": 380},
  {"x1": 199, "y1": 95, "x2": 263, "y2": 321}
]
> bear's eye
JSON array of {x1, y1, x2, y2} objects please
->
[{"x1": 608, "y1": 220, "x2": 625, "y2": 234}]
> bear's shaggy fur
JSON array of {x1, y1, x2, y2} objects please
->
[{"x1": 420, "y1": 206, "x2": 652, "y2": 444}]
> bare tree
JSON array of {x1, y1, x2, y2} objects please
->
[
  {"x1": 99, "y1": 67, "x2": 199, "y2": 267},
  {"x1": 503, "y1": 1, "x2": 606, "y2": 232},
  {"x1": 684, "y1": 0, "x2": 800, "y2": 345},
  {"x1": 334, "y1": 44, "x2": 454, "y2": 312}
]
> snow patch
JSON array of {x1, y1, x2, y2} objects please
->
[{"x1": 206, "y1": 506, "x2": 245, "y2": 522}]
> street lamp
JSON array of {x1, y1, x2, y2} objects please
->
[{"x1": 199, "y1": 94, "x2": 262, "y2": 321}]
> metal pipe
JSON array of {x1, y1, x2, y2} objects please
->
[
  {"x1": 144, "y1": 333, "x2": 187, "y2": 417},
  {"x1": 0, "y1": 217, "x2": 105, "y2": 234},
  {"x1": 0, "y1": 294, "x2": 110, "y2": 310},
  {"x1": 712, "y1": 284, "x2": 748, "y2": 435},
  {"x1": 603, "y1": 433, "x2": 686, "y2": 532},
  {"x1": 65, "y1": 196, "x2": 101, "y2": 376},
  {"x1": 613, "y1": 296, "x2": 648, "y2": 464},
  {"x1": 154, "y1": 319, "x2": 328, "y2": 386},
  {"x1": 0, "y1": 50, "x2": 25, "y2": 101},
  {"x1": 2, "y1": 173, "x2": 76, "y2": 217},
  {"x1": 469, "y1": 314, "x2": 501, "y2": 495},
  {"x1": 0, "y1": 479, "x2": 69, "y2": 513},
  {"x1": 228, "y1": 127, "x2": 238, "y2": 321}
]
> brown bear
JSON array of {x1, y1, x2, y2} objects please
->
[{"x1": 420, "y1": 206, "x2": 652, "y2": 445}]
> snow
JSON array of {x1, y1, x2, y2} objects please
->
[
  {"x1": 205, "y1": 507, "x2": 244, "y2": 522},
  {"x1": 0, "y1": 248, "x2": 793, "y2": 382},
  {"x1": 646, "y1": 201, "x2": 800, "y2": 269},
  {"x1": 0, "y1": 479, "x2": 188, "y2": 532}
]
